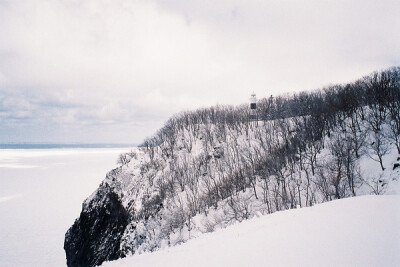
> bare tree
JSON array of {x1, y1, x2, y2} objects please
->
[{"x1": 367, "y1": 131, "x2": 390, "y2": 171}]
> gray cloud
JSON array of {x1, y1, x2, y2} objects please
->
[{"x1": 0, "y1": 0, "x2": 399, "y2": 143}]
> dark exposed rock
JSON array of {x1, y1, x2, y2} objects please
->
[
  {"x1": 394, "y1": 163, "x2": 400, "y2": 170},
  {"x1": 213, "y1": 146, "x2": 224, "y2": 159},
  {"x1": 64, "y1": 186, "x2": 129, "y2": 267}
]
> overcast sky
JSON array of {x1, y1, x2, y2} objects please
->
[{"x1": 0, "y1": 0, "x2": 399, "y2": 144}]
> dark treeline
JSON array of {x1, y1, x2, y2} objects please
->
[{"x1": 141, "y1": 67, "x2": 400, "y2": 153}]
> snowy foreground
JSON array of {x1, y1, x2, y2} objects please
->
[{"x1": 103, "y1": 195, "x2": 400, "y2": 267}]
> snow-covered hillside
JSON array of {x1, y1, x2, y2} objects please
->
[
  {"x1": 103, "y1": 195, "x2": 400, "y2": 267},
  {"x1": 64, "y1": 68, "x2": 400, "y2": 266}
]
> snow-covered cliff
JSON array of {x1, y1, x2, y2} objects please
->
[{"x1": 64, "y1": 68, "x2": 400, "y2": 266}]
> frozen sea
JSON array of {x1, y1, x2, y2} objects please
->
[{"x1": 0, "y1": 146, "x2": 133, "y2": 266}]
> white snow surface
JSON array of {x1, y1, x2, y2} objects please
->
[
  {"x1": 0, "y1": 148, "x2": 131, "y2": 267},
  {"x1": 103, "y1": 195, "x2": 400, "y2": 267}
]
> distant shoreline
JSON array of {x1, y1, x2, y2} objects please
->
[{"x1": 0, "y1": 144, "x2": 137, "y2": 149}]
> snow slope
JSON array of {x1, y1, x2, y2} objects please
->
[{"x1": 103, "y1": 195, "x2": 400, "y2": 267}]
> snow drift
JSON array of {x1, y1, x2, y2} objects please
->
[{"x1": 102, "y1": 195, "x2": 400, "y2": 267}]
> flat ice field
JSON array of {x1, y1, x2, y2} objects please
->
[{"x1": 0, "y1": 148, "x2": 130, "y2": 266}]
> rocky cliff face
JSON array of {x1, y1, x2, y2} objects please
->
[{"x1": 64, "y1": 181, "x2": 129, "y2": 266}]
